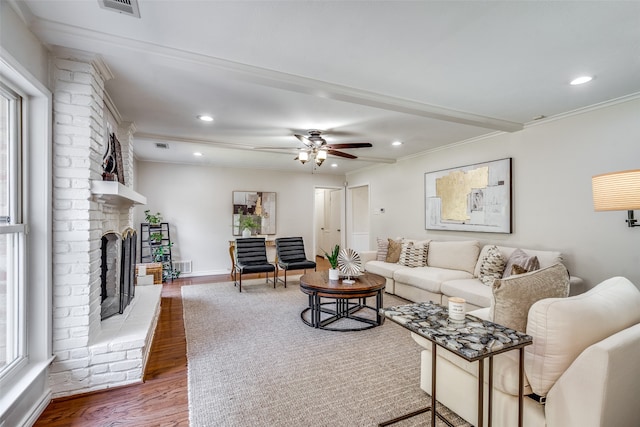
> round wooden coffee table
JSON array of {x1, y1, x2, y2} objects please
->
[{"x1": 299, "y1": 271, "x2": 386, "y2": 331}]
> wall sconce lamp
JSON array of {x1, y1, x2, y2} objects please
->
[{"x1": 592, "y1": 169, "x2": 640, "y2": 228}]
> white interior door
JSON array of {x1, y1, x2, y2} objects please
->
[{"x1": 314, "y1": 187, "x2": 344, "y2": 257}]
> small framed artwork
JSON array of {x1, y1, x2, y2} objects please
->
[
  {"x1": 425, "y1": 158, "x2": 512, "y2": 233},
  {"x1": 232, "y1": 191, "x2": 277, "y2": 235}
]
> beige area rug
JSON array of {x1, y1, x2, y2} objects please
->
[{"x1": 182, "y1": 277, "x2": 470, "y2": 427}]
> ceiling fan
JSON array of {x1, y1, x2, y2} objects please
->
[{"x1": 293, "y1": 130, "x2": 372, "y2": 166}]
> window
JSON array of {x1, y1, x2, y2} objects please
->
[{"x1": 0, "y1": 83, "x2": 25, "y2": 377}]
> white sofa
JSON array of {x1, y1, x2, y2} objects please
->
[
  {"x1": 361, "y1": 240, "x2": 584, "y2": 310},
  {"x1": 410, "y1": 276, "x2": 640, "y2": 427}
]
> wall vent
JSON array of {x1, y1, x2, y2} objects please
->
[
  {"x1": 172, "y1": 260, "x2": 192, "y2": 274},
  {"x1": 155, "y1": 142, "x2": 169, "y2": 149},
  {"x1": 98, "y1": 0, "x2": 141, "y2": 18}
]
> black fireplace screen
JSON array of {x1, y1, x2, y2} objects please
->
[{"x1": 100, "y1": 229, "x2": 137, "y2": 320}]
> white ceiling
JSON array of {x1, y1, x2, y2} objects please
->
[{"x1": 13, "y1": 0, "x2": 640, "y2": 175}]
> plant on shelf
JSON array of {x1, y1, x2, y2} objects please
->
[
  {"x1": 144, "y1": 209, "x2": 162, "y2": 226},
  {"x1": 149, "y1": 232, "x2": 163, "y2": 244},
  {"x1": 142, "y1": 209, "x2": 180, "y2": 281},
  {"x1": 152, "y1": 243, "x2": 180, "y2": 280}
]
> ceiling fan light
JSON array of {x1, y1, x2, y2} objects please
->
[
  {"x1": 317, "y1": 149, "x2": 328, "y2": 160},
  {"x1": 299, "y1": 151, "x2": 309, "y2": 164},
  {"x1": 315, "y1": 157, "x2": 325, "y2": 166}
]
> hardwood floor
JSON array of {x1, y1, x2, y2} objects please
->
[{"x1": 35, "y1": 257, "x2": 328, "y2": 426}]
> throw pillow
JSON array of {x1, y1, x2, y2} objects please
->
[
  {"x1": 479, "y1": 245, "x2": 506, "y2": 286},
  {"x1": 490, "y1": 263, "x2": 570, "y2": 332},
  {"x1": 502, "y1": 248, "x2": 540, "y2": 278},
  {"x1": 398, "y1": 241, "x2": 428, "y2": 267},
  {"x1": 385, "y1": 238, "x2": 403, "y2": 263},
  {"x1": 511, "y1": 264, "x2": 529, "y2": 275},
  {"x1": 376, "y1": 237, "x2": 389, "y2": 261}
]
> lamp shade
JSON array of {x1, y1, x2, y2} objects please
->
[{"x1": 592, "y1": 169, "x2": 640, "y2": 211}]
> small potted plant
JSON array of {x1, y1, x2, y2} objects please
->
[
  {"x1": 149, "y1": 232, "x2": 163, "y2": 245},
  {"x1": 323, "y1": 244, "x2": 340, "y2": 281},
  {"x1": 239, "y1": 215, "x2": 260, "y2": 237},
  {"x1": 144, "y1": 209, "x2": 162, "y2": 227}
]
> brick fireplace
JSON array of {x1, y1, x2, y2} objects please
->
[{"x1": 49, "y1": 50, "x2": 161, "y2": 397}]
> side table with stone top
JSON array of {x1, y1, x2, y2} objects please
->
[{"x1": 379, "y1": 302, "x2": 532, "y2": 427}]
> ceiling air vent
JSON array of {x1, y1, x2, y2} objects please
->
[
  {"x1": 155, "y1": 142, "x2": 169, "y2": 149},
  {"x1": 98, "y1": 0, "x2": 141, "y2": 18}
]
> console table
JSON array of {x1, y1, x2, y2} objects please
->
[
  {"x1": 228, "y1": 239, "x2": 276, "y2": 278},
  {"x1": 379, "y1": 302, "x2": 532, "y2": 427}
]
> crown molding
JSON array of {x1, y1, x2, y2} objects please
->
[{"x1": 523, "y1": 92, "x2": 640, "y2": 128}]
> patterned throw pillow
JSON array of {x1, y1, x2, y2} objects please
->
[
  {"x1": 376, "y1": 237, "x2": 389, "y2": 261},
  {"x1": 385, "y1": 238, "x2": 403, "y2": 263},
  {"x1": 479, "y1": 245, "x2": 506, "y2": 286},
  {"x1": 502, "y1": 248, "x2": 540, "y2": 278},
  {"x1": 398, "y1": 241, "x2": 428, "y2": 267}
]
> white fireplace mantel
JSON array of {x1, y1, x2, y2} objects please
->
[{"x1": 91, "y1": 180, "x2": 147, "y2": 206}]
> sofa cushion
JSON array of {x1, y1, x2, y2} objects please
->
[
  {"x1": 441, "y1": 278, "x2": 492, "y2": 308},
  {"x1": 502, "y1": 248, "x2": 540, "y2": 278},
  {"x1": 525, "y1": 276, "x2": 640, "y2": 397},
  {"x1": 478, "y1": 245, "x2": 506, "y2": 286},
  {"x1": 399, "y1": 240, "x2": 429, "y2": 267},
  {"x1": 385, "y1": 238, "x2": 403, "y2": 263},
  {"x1": 427, "y1": 240, "x2": 480, "y2": 274},
  {"x1": 376, "y1": 237, "x2": 389, "y2": 261},
  {"x1": 394, "y1": 267, "x2": 473, "y2": 293},
  {"x1": 364, "y1": 260, "x2": 406, "y2": 279},
  {"x1": 490, "y1": 263, "x2": 570, "y2": 333}
]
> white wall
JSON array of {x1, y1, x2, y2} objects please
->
[
  {"x1": 347, "y1": 96, "x2": 640, "y2": 290},
  {"x1": 1, "y1": 1, "x2": 50, "y2": 86},
  {"x1": 134, "y1": 162, "x2": 345, "y2": 275}
]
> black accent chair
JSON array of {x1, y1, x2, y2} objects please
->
[
  {"x1": 275, "y1": 237, "x2": 317, "y2": 287},
  {"x1": 234, "y1": 238, "x2": 276, "y2": 292}
]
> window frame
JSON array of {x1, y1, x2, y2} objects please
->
[{"x1": 0, "y1": 81, "x2": 27, "y2": 381}]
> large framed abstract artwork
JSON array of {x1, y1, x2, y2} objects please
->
[
  {"x1": 425, "y1": 158, "x2": 512, "y2": 233},
  {"x1": 232, "y1": 191, "x2": 277, "y2": 236}
]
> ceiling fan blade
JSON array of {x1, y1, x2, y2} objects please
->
[
  {"x1": 328, "y1": 149, "x2": 358, "y2": 159},
  {"x1": 294, "y1": 134, "x2": 313, "y2": 147},
  {"x1": 326, "y1": 143, "x2": 372, "y2": 149}
]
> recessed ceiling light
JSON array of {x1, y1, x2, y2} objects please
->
[
  {"x1": 570, "y1": 76, "x2": 593, "y2": 86},
  {"x1": 197, "y1": 115, "x2": 214, "y2": 122},
  {"x1": 331, "y1": 163, "x2": 338, "y2": 168},
  {"x1": 392, "y1": 141, "x2": 403, "y2": 146},
  {"x1": 193, "y1": 152, "x2": 203, "y2": 157}
]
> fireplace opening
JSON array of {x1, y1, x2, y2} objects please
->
[{"x1": 101, "y1": 229, "x2": 137, "y2": 320}]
